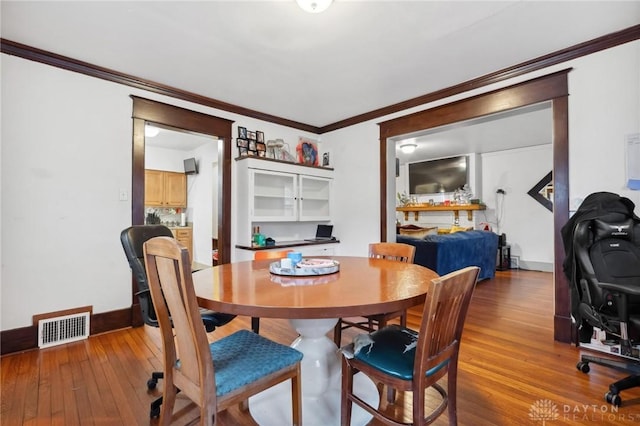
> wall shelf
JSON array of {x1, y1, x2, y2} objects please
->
[
  {"x1": 235, "y1": 156, "x2": 333, "y2": 171},
  {"x1": 396, "y1": 204, "x2": 486, "y2": 221}
]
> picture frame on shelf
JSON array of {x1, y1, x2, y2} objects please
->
[
  {"x1": 249, "y1": 140, "x2": 257, "y2": 151},
  {"x1": 296, "y1": 136, "x2": 319, "y2": 166},
  {"x1": 322, "y1": 152, "x2": 330, "y2": 167},
  {"x1": 237, "y1": 138, "x2": 248, "y2": 157},
  {"x1": 238, "y1": 126, "x2": 247, "y2": 139},
  {"x1": 256, "y1": 131, "x2": 265, "y2": 143},
  {"x1": 248, "y1": 131, "x2": 257, "y2": 141}
]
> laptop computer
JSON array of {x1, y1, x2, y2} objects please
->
[{"x1": 304, "y1": 224, "x2": 334, "y2": 242}]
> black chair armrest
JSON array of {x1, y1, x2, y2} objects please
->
[{"x1": 599, "y1": 281, "x2": 640, "y2": 296}]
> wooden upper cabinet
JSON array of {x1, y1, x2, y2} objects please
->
[
  {"x1": 145, "y1": 169, "x2": 187, "y2": 207},
  {"x1": 144, "y1": 170, "x2": 165, "y2": 206},
  {"x1": 163, "y1": 172, "x2": 187, "y2": 207}
]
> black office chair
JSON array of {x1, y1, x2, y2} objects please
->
[
  {"x1": 561, "y1": 192, "x2": 640, "y2": 406},
  {"x1": 120, "y1": 225, "x2": 236, "y2": 418}
]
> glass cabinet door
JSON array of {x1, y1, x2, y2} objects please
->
[
  {"x1": 250, "y1": 170, "x2": 297, "y2": 221},
  {"x1": 298, "y1": 175, "x2": 331, "y2": 221}
]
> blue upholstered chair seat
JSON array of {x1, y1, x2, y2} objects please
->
[
  {"x1": 206, "y1": 330, "x2": 303, "y2": 396},
  {"x1": 354, "y1": 325, "x2": 448, "y2": 381}
]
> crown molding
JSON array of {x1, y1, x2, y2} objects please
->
[
  {"x1": 0, "y1": 38, "x2": 320, "y2": 134},
  {"x1": 2, "y1": 24, "x2": 638, "y2": 134},
  {"x1": 320, "y1": 24, "x2": 640, "y2": 133}
]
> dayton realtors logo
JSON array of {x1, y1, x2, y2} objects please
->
[
  {"x1": 529, "y1": 399, "x2": 640, "y2": 423},
  {"x1": 529, "y1": 399, "x2": 559, "y2": 425}
]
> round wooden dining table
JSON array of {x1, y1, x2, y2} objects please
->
[{"x1": 192, "y1": 256, "x2": 437, "y2": 426}]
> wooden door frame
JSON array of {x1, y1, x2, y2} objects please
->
[
  {"x1": 131, "y1": 96, "x2": 233, "y2": 326},
  {"x1": 378, "y1": 70, "x2": 572, "y2": 342}
]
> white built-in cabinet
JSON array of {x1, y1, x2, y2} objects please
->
[
  {"x1": 236, "y1": 157, "x2": 333, "y2": 247},
  {"x1": 250, "y1": 169, "x2": 331, "y2": 221}
]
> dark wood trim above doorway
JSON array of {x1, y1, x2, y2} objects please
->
[{"x1": 379, "y1": 70, "x2": 571, "y2": 343}]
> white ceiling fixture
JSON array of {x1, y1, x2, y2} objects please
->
[
  {"x1": 144, "y1": 124, "x2": 160, "y2": 138},
  {"x1": 296, "y1": 0, "x2": 333, "y2": 14},
  {"x1": 399, "y1": 143, "x2": 417, "y2": 155}
]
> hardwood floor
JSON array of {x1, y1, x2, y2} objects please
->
[{"x1": 3, "y1": 269, "x2": 640, "y2": 425}]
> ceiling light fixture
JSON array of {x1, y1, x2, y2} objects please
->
[
  {"x1": 399, "y1": 143, "x2": 417, "y2": 154},
  {"x1": 296, "y1": 0, "x2": 333, "y2": 14},
  {"x1": 145, "y1": 125, "x2": 160, "y2": 138}
]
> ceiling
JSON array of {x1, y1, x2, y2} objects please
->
[
  {"x1": 395, "y1": 101, "x2": 552, "y2": 163},
  {"x1": 2, "y1": 1, "x2": 638, "y2": 130},
  {"x1": 145, "y1": 124, "x2": 216, "y2": 152}
]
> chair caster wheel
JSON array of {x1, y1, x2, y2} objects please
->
[
  {"x1": 576, "y1": 361, "x2": 590, "y2": 373},
  {"x1": 150, "y1": 406, "x2": 161, "y2": 418},
  {"x1": 147, "y1": 378, "x2": 157, "y2": 390},
  {"x1": 605, "y1": 391, "x2": 621, "y2": 407}
]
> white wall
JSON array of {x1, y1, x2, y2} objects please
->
[
  {"x1": 188, "y1": 141, "x2": 217, "y2": 265},
  {"x1": 482, "y1": 145, "x2": 553, "y2": 270},
  {"x1": 145, "y1": 146, "x2": 185, "y2": 172},
  {"x1": 0, "y1": 54, "x2": 321, "y2": 330},
  {"x1": 2, "y1": 40, "x2": 639, "y2": 331}
]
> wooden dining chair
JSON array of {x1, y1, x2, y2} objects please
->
[
  {"x1": 254, "y1": 249, "x2": 293, "y2": 260},
  {"x1": 333, "y1": 242, "x2": 416, "y2": 347},
  {"x1": 251, "y1": 249, "x2": 293, "y2": 333},
  {"x1": 143, "y1": 237, "x2": 303, "y2": 426},
  {"x1": 340, "y1": 266, "x2": 480, "y2": 426}
]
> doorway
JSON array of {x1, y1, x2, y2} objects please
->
[
  {"x1": 378, "y1": 70, "x2": 571, "y2": 342},
  {"x1": 130, "y1": 96, "x2": 233, "y2": 326}
]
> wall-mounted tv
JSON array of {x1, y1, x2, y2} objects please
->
[
  {"x1": 184, "y1": 157, "x2": 198, "y2": 175},
  {"x1": 408, "y1": 155, "x2": 468, "y2": 194}
]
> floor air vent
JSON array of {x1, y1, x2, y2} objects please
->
[{"x1": 38, "y1": 312, "x2": 90, "y2": 348}]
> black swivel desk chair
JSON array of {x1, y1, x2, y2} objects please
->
[{"x1": 120, "y1": 225, "x2": 236, "y2": 418}]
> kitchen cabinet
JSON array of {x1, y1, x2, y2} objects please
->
[
  {"x1": 236, "y1": 157, "x2": 333, "y2": 247},
  {"x1": 145, "y1": 169, "x2": 187, "y2": 207},
  {"x1": 171, "y1": 227, "x2": 192, "y2": 257}
]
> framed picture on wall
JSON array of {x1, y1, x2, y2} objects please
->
[
  {"x1": 238, "y1": 126, "x2": 247, "y2": 139},
  {"x1": 256, "y1": 131, "x2": 265, "y2": 143}
]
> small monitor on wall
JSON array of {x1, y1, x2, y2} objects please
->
[{"x1": 184, "y1": 158, "x2": 198, "y2": 175}]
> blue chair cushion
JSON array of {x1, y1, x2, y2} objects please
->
[
  {"x1": 209, "y1": 329, "x2": 303, "y2": 396},
  {"x1": 354, "y1": 325, "x2": 448, "y2": 381}
]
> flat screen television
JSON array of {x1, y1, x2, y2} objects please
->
[
  {"x1": 408, "y1": 155, "x2": 468, "y2": 194},
  {"x1": 184, "y1": 157, "x2": 198, "y2": 175}
]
